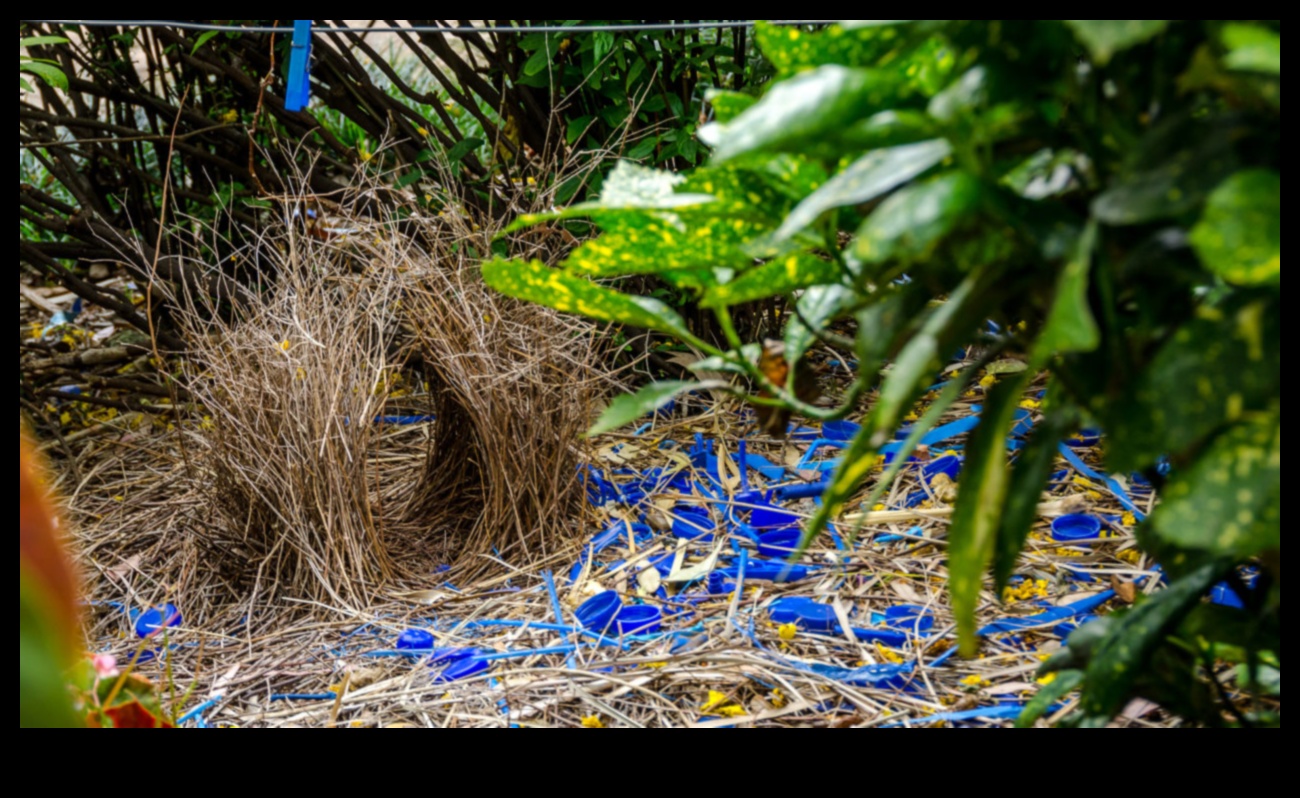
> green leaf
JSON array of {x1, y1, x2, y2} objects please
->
[
  {"x1": 20, "y1": 35, "x2": 70, "y2": 48},
  {"x1": 1189, "y1": 169, "x2": 1280, "y2": 286},
  {"x1": 949, "y1": 372, "x2": 1033, "y2": 656},
  {"x1": 1105, "y1": 297, "x2": 1280, "y2": 472},
  {"x1": 928, "y1": 66, "x2": 989, "y2": 122},
  {"x1": 784, "y1": 283, "x2": 858, "y2": 364},
  {"x1": 1149, "y1": 407, "x2": 1280, "y2": 562},
  {"x1": 853, "y1": 171, "x2": 983, "y2": 265},
  {"x1": 502, "y1": 161, "x2": 715, "y2": 231},
  {"x1": 699, "y1": 65, "x2": 902, "y2": 162},
  {"x1": 447, "y1": 137, "x2": 485, "y2": 163},
  {"x1": 1221, "y1": 24, "x2": 1281, "y2": 75},
  {"x1": 587, "y1": 381, "x2": 720, "y2": 437},
  {"x1": 1033, "y1": 221, "x2": 1099, "y2": 360},
  {"x1": 994, "y1": 399, "x2": 1078, "y2": 592},
  {"x1": 482, "y1": 259, "x2": 700, "y2": 344},
  {"x1": 777, "y1": 139, "x2": 951, "y2": 240},
  {"x1": 756, "y1": 20, "x2": 911, "y2": 76},
  {"x1": 19, "y1": 61, "x2": 68, "y2": 90},
  {"x1": 19, "y1": 76, "x2": 34, "y2": 93},
  {"x1": 1065, "y1": 20, "x2": 1168, "y2": 65},
  {"x1": 1015, "y1": 670, "x2": 1084, "y2": 728},
  {"x1": 1080, "y1": 562, "x2": 1222, "y2": 726},
  {"x1": 191, "y1": 30, "x2": 221, "y2": 55},
  {"x1": 1091, "y1": 129, "x2": 1238, "y2": 225},
  {"x1": 706, "y1": 89, "x2": 756, "y2": 123},
  {"x1": 563, "y1": 218, "x2": 753, "y2": 278},
  {"x1": 701, "y1": 253, "x2": 841, "y2": 308}
]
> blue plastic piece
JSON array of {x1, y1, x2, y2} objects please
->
[
  {"x1": 433, "y1": 652, "x2": 489, "y2": 683},
  {"x1": 823, "y1": 420, "x2": 860, "y2": 442},
  {"x1": 615, "y1": 605, "x2": 662, "y2": 636},
  {"x1": 1051, "y1": 513, "x2": 1102, "y2": 541},
  {"x1": 749, "y1": 504, "x2": 801, "y2": 532},
  {"x1": 979, "y1": 590, "x2": 1115, "y2": 636},
  {"x1": 574, "y1": 591, "x2": 623, "y2": 632},
  {"x1": 884, "y1": 604, "x2": 935, "y2": 634},
  {"x1": 773, "y1": 481, "x2": 828, "y2": 501},
  {"x1": 1052, "y1": 614, "x2": 1097, "y2": 639},
  {"x1": 1066, "y1": 428, "x2": 1101, "y2": 447},
  {"x1": 757, "y1": 527, "x2": 801, "y2": 558},
  {"x1": 806, "y1": 660, "x2": 913, "y2": 688},
  {"x1": 285, "y1": 20, "x2": 312, "y2": 111},
  {"x1": 922, "y1": 454, "x2": 962, "y2": 483},
  {"x1": 768, "y1": 597, "x2": 853, "y2": 634},
  {"x1": 135, "y1": 603, "x2": 182, "y2": 639},
  {"x1": 716, "y1": 559, "x2": 808, "y2": 583},
  {"x1": 396, "y1": 628, "x2": 435, "y2": 651},
  {"x1": 671, "y1": 506, "x2": 715, "y2": 540},
  {"x1": 1210, "y1": 582, "x2": 1251, "y2": 608}
]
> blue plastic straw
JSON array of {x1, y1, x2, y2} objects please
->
[
  {"x1": 1057, "y1": 443, "x2": 1146, "y2": 520},
  {"x1": 176, "y1": 699, "x2": 215, "y2": 725}
]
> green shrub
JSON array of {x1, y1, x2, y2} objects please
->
[{"x1": 486, "y1": 20, "x2": 1280, "y2": 727}]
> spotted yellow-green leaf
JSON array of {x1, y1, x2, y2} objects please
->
[
  {"x1": 1189, "y1": 169, "x2": 1280, "y2": 286},
  {"x1": 1033, "y1": 221, "x2": 1099, "y2": 361},
  {"x1": 700, "y1": 253, "x2": 841, "y2": 308},
  {"x1": 1066, "y1": 20, "x2": 1168, "y2": 65},
  {"x1": 1148, "y1": 406, "x2": 1279, "y2": 561},
  {"x1": 1221, "y1": 23, "x2": 1280, "y2": 75},
  {"x1": 853, "y1": 171, "x2": 983, "y2": 264},
  {"x1": 1104, "y1": 296, "x2": 1280, "y2": 472},
  {"x1": 503, "y1": 160, "x2": 715, "y2": 232},
  {"x1": 784, "y1": 284, "x2": 858, "y2": 364},
  {"x1": 699, "y1": 65, "x2": 903, "y2": 162},
  {"x1": 482, "y1": 259, "x2": 699, "y2": 343},
  {"x1": 1091, "y1": 131, "x2": 1238, "y2": 226},
  {"x1": 1016, "y1": 669, "x2": 1083, "y2": 728},
  {"x1": 777, "y1": 139, "x2": 951, "y2": 240},
  {"x1": 706, "y1": 89, "x2": 756, "y2": 123},
  {"x1": 756, "y1": 20, "x2": 910, "y2": 75},
  {"x1": 1080, "y1": 562, "x2": 1221, "y2": 726},
  {"x1": 681, "y1": 154, "x2": 828, "y2": 223},
  {"x1": 587, "y1": 381, "x2": 726, "y2": 438},
  {"x1": 563, "y1": 217, "x2": 756, "y2": 277},
  {"x1": 949, "y1": 372, "x2": 1033, "y2": 656}
]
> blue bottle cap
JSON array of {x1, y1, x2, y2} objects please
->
[
  {"x1": 1051, "y1": 514, "x2": 1102, "y2": 541},
  {"x1": 135, "y1": 603, "x2": 182, "y2": 639},
  {"x1": 757, "y1": 527, "x2": 802, "y2": 558},
  {"x1": 768, "y1": 597, "x2": 852, "y2": 634},
  {"x1": 396, "y1": 628, "x2": 436, "y2": 651},
  {"x1": 670, "y1": 506, "x2": 715, "y2": 540},
  {"x1": 432, "y1": 653, "x2": 489, "y2": 683},
  {"x1": 574, "y1": 591, "x2": 623, "y2": 632},
  {"x1": 615, "y1": 605, "x2": 662, "y2": 636}
]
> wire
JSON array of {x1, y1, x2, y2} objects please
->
[{"x1": 21, "y1": 19, "x2": 838, "y2": 35}]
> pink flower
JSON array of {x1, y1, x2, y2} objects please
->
[{"x1": 92, "y1": 653, "x2": 120, "y2": 679}]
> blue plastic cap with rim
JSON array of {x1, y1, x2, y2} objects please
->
[
  {"x1": 1051, "y1": 513, "x2": 1102, "y2": 541},
  {"x1": 615, "y1": 605, "x2": 662, "y2": 636},
  {"x1": 574, "y1": 590, "x2": 623, "y2": 632},
  {"x1": 135, "y1": 603, "x2": 182, "y2": 639},
  {"x1": 396, "y1": 629, "x2": 435, "y2": 651}
]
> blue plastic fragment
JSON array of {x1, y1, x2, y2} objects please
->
[
  {"x1": 433, "y1": 652, "x2": 490, "y2": 683},
  {"x1": 979, "y1": 590, "x2": 1115, "y2": 636},
  {"x1": 822, "y1": 420, "x2": 860, "y2": 441},
  {"x1": 882, "y1": 702, "x2": 1025, "y2": 727},
  {"x1": 768, "y1": 597, "x2": 852, "y2": 634},
  {"x1": 1066, "y1": 428, "x2": 1101, "y2": 447},
  {"x1": 716, "y1": 559, "x2": 808, "y2": 583},
  {"x1": 807, "y1": 660, "x2": 913, "y2": 688},
  {"x1": 671, "y1": 506, "x2": 715, "y2": 541},
  {"x1": 884, "y1": 604, "x2": 935, "y2": 634},
  {"x1": 922, "y1": 454, "x2": 962, "y2": 483},
  {"x1": 285, "y1": 20, "x2": 312, "y2": 111},
  {"x1": 1051, "y1": 513, "x2": 1102, "y2": 541},
  {"x1": 773, "y1": 481, "x2": 829, "y2": 501},
  {"x1": 1052, "y1": 613, "x2": 1097, "y2": 639},
  {"x1": 396, "y1": 628, "x2": 435, "y2": 651},
  {"x1": 574, "y1": 591, "x2": 623, "y2": 632},
  {"x1": 749, "y1": 504, "x2": 801, "y2": 531},
  {"x1": 615, "y1": 605, "x2": 662, "y2": 636},
  {"x1": 135, "y1": 603, "x2": 182, "y2": 639},
  {"x1": 756, "y1": 527, "x2": 801, "y2": 558}
]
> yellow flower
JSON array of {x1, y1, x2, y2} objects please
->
[
  {"x1": 768, "y1": 688, "x2": 786, "y2": 708},
  {"x1": 1121, "y1": 511, "x2": 1137, "y2": 527},
  {"x1": 416, "y1": 126, "x2": 430, "y2": 137},
  {"x1": 717, "y1": 704, "x2": 747, "y2": 717},
  {"x1": 978, "y1": 374, "x2": 997, "y2": 389},
  {"x1": 778, "y1": 623, "x2": 798, "y2": 641},
  {"x1": 219, "y1": 109, "x2": 238, "y2": 123},
  {"x1": 872, "y1": 503, "x2": 887, "y2": 512},
  {"x1": 960, "y1": 674, "x2": 990, "y2": 688},
  {"x1": 359, "y1": 146, "x2": 372, "y2": 162},
  {"x1": 280, "y1": 340, "x2": 291, "y2": 351},
  {"x1": 580, "y1": 715, "x2": 605, "y2": 728},
  {"x1": 1036, "y1": 672, "x2": 1057, "y2": 686},
  {"x1": 702, "y1": 690, "x2": 727, "y2": 711},
  {"x1": 1019, "y1": 398, "x2": 1040, "y2": 410},
  {"x1": 903, "y1": 411, "x2": 919, "y2": 422}
]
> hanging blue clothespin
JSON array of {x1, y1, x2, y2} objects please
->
[{"x1": 285, "y1": 20, "x2": 312, "y2": 111}]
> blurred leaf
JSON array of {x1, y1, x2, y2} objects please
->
[
  {"x1": 1105, "y1": 296, "x2": 1280, "y2": 472},
  {"x1": 994, "y1": 401, "x2": 1077, "y2": 591},
  {"x1": 1189, "y1": 169, "x2": 1280, "y2": 286},
  {"x1": 20, "y1": 35, "x2": 70, "y2": 48},
  {"x1": 482, "y1": 259, "x2": 699, "y2": 342},
  {"x1": 1080, "y1": 562, "x2": 1222, "y2": 726},
  {"x1": 587, "y1": 381, "x2": 722, "y2": 437},
  {"x1": 191, "y1": 30, "x2": 221, "y2": 54},
  {"x1": 446, "y1": 137, "x2": 485, "y2": 164},
  {"x1": 563, "y1": 217, "x2": 752, "y2": 278},
  {"x1": 700, "y1": 253, "x2": 841, "y2": 308},
  {"x1": 1222, "y1": 23, "x2": 1281, "y2": 74},
  {"x1": 706, "y1": 89, "x2": 756, "y2": 123},
  {"x1": 950, "y1": 372, "x2": 1032, "y2": 655},
  {"x1": 19, "y1": 61, "x2": 68, "y2": 90},
  {"x1": 1033, "y1": 221, "x2": 1099, "y2": 360},
  {"x1": 1065, "y1": 20, "x2": 1168, "y2": 65},
  {"x1": 1016, "y1": 669, "x2": 1084, "y2": 728},
  {"x1": 785, "y1": 283, "x2": 857, "y2": 363},
  {"x1": 1092, "y1": 129, "x2": 1238, "y2": 226},
  {"x1": 853, "y1": 171, "x2": 983, "y2": 264},
  {"x1": 777, "y1": 139, "x2": 951, "y2": 240},
  {"x1": 700, "y1": 65, "x2": 902, "y2": 162},
  {"x1": 20, "y1": 575, "x2": 80, "y2": 728},
  {"x1": 1149, "y1": 406, "x2": 1280, "y2": 561},
  {"x1": 928, "y1": 66, "x2": 988, "y2": 122}
]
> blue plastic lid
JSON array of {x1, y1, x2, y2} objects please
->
[
  {"x1": 757, "y1": 527, "x2": 802, "y2": 558},
  {"x1": 749, "y1": 504, "x2": 801, "y2": 531},
  {"x1": 135, "y1": 604, "x2": 182, "y2": 639},
  {"x1": 433, "y1": 652, "x2": 489, "y2": 683},
  {"x1": 670, "y1": 506, "x2": 715, "y2": 540},
  {"x1": 1051, "y1": 513, "x2": 1102, "y2": 541},
  {"x1": 574, "y1": 591, "x2": 623, "y2": 632},
  {"x1": 615, "y1": 605, "x2": 662, "y2": 636},
  {"x1": 768, "y1": 597, "x2": 852, "y2": 634},
  {"x1": 884, "y1": 604, "x2": 935, "y2": 634},
  {"x1": 823, "y1": 420, "x2": 861, "y2": 442},
  {"x1": 922, "y1": 455, "x2": 962, "y2": 482},
  {"x1": 1209, "y1": 582, "x2": 1245, "y2": 609},
  {"x1": 396, "y1": 628, "x2": 436, "y2": 651}
]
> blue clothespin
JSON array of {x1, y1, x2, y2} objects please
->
[{"x1": 285, "y1": 20, "x2": 312, "y2": 111}]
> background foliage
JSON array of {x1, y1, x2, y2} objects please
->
[{"x1": 486, "y1": 19, "x2": 1281, "y2": 727}]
